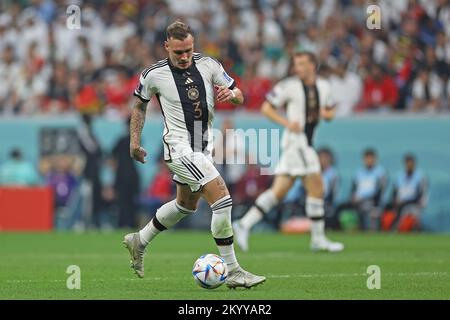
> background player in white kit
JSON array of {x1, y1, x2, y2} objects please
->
[
  {"x1": 122, "y1": 21, "x2": 265, "y2": 288},
  {"x1": 233, "y1": 51, "x2": 344, "y2": 253}
]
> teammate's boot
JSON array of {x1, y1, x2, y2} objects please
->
[
  {"x1": 226, "y1": 267, "x2": 266, "y2": 289},
  {"x1": 123, "y1": 232, "x2": 146, "y2": 278},
  {"x1": 310, "y1": 237, "x2": 344, "y2": 252},
  {"x1": 232, "y1": 221, "x2": 250, "y2": 252}
]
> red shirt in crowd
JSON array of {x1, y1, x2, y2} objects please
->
[
  {"x1": 241, "y1": 76, "x2": 273, "y2": 111},
  {"x1": 356, "y1": 75, "x2": 399, "y2": 111}
]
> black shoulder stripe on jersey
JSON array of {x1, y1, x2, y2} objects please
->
[
  {"x1": 142, "y1": 62, "x2": 168, "y2": 79},
  {"x1": 208, "y1": 57, "x2": 222, "y2": 66},
  {"x1": 142, "y1": 61, "x2": 165, "y2": 77},
  {"x1": 142, "y1": 60, "x2": 168, "y2": 79}
]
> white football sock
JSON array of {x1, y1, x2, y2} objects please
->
[
  {"x1": 138, "y1": 220, "x2": 161, "y2": 246},
  {"x1": 139, "y1": 200, "x2": 195, "y2": 246},
  {"x1": 240, "y1": 189, "x2": 278, "y2": 230},
  {"x1": 211, "y1": 195, "x2": 239, "y2": 272},
  {"x1": 217, "y1": 244, "x2": 239, "y2": 273},
  {"x1": 306, "y1": 197, "x2": 325, "y2": 243}
]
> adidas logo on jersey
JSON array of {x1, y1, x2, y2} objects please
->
[{"x1": 185, "y1": 77, "x2": 194, "y2": 84}]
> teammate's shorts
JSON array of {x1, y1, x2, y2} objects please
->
[
  {"x1": 274, "y1": 143, "x2": 320, "y2": 177},
  {"x1": 167, "y1": 152, "x2": 220, "y2": 193}
]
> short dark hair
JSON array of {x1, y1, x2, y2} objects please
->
[
  {"x1": 317, "y1": 147, "x2": 335, "y2": 165},
  {"x1": 294, "y1": 50, "x2": 318, "y2": 68},
  {"x1": 10, "y1": 148, "x2": 22, "y2": 160},
  {"x1": 166, "y1": 21, "x2": 193, "y2": 41},
  {"x1": 363, "y1": 148, "x2": 377, "y2": 157},
  {"x1": 404, "y1": 153, "x2": 416, "y2": 162}
]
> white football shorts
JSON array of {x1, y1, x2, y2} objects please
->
[
  {"x1": 274, "y1": 143, "x2": 321, "y2": 177},
  {"x1": 167, "y1": 152, "x2": 220, "y2": 193}
]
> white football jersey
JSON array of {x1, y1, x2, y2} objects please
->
[
  {"x1": 134, "y1": 53, "x2": 235, "y2": 161},
  {"x1": 265, "y1": 76, "x2": 334, "y2": 149}
]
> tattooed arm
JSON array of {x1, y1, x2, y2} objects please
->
[{"x1": 130, "y1": 98, "x2": 148, "y2": 163}]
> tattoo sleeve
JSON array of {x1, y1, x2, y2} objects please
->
[{"x1": 130, "y1": 99, "x2": 148, "y2": 147}]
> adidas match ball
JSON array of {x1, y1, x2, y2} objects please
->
[{"x1": 192, "y1": 254, "x2": 228, "y2": 289}]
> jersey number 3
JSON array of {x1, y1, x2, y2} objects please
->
[{"x1": 193, "y1": 101, "x2": 202, "y2": 119}]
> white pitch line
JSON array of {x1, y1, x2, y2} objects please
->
[
  {"x1": 267, "y1": 272, "x2": 448, "y2": 278},
  {"x1": 3, "y1": 272, "x2": 447, "y2": 284}
]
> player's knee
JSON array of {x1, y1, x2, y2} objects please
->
[
  {"x1": 175, "y1": 201, "x2": 197, "y2": 214},
  {"x1": 306, "y1": 176, "x2": 324, "y2": 199},
  {"x1": 309, "y1": 188, "x2": 324, "y2": 199},
  {"x1": 176, "y1": 199, "x2": 198, "y2": 212}
]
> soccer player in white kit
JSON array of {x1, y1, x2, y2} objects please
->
[
  {"x1": 123, "y1": 21, "x2": 265, "y2": 288},
  {"x1": 233, "y1": 51, "x2": 344, "y2": 253}
]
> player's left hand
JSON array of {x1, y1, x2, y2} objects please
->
[
  {"x1": 130, "y1": 145, "x2": 148, "y2": 164},
  {"x1": 215, "y1": 85, "x2": 234, "y2": 103}
]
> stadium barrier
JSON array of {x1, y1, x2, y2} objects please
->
[
  {"x1": 0, "y1": 186, "x2": 53, "y2": 231},
  {"x1": 0, "y1": 113, "x2": 449, "y2": 232}
]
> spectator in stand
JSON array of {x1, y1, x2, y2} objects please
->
[
  {"x1": 233, "y1": 162, "x2": 272, "y2": 222},
  {"x1": 214, "y1": 59, "x2": 241, "y2": 111},
  {"x1": 410, "y1": 67, "x2": 445, "y2": 112},
  {"x1": 42, "y1": 154, "x2": 81, "y2": 229},
  {"x1": 336, "y1": 148, "x2": 387, "y2": 231},
  {"x1": 140, "y1": 155, "x2": 175, "y2": 222},
  {"x1": 355, "y1": 64, "x2": 399, "y2": 112},
  {"x1": 329, "y1": 60, "x2": 362, "y2": 117},
  {"x1": 0, "y1": 1, "x2": 449, "y2": 116},
  {"x1": 435, "y1": 31, "x2": 450, "y2": 67},
  {"x1": 0, "y1": 148, "x2": 40, "y2": 186},
  {"x1": 382, "y1": 154, "x2": 428, "y2": 231},
  {"x1": 103, "y1": 67, "x2": 136, "y2": 117},
  {"x1": 44, "y1": 62, "x2": 70, "y2": 113},
  {"x1": 317, "y1": 148, "x2": 340, "y2": 230},
  {"x1": 240, "y1": 64, "x2": 272, "y2": 111},
  {"x1": 0, "y1": 44, "x2": 22, "y2": 115},
  {"x1": 76, "y1": 114, "x2": 103, "y2": 229},
  {"x1": 111, "y1": 117, "x2": 141, "y2": 228},
  {"x1": 214, "y1": 118, "x2": 247, "y2": 194}
]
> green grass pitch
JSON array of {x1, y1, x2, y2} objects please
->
[{"x1": 0, "y1": 231, "x2": 449, "y2": 299}]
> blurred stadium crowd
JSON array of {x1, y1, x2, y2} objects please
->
[{"x1": 0, "y1": 0, "x2": 449, "y2": 117}]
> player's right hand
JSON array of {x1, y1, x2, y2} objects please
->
[
  {"x1": 287, "y1": 121, "x2": 302, "y2": 133},
  {"x1": 130, "y1": 145, "x2": 147, "y2": 164}
]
